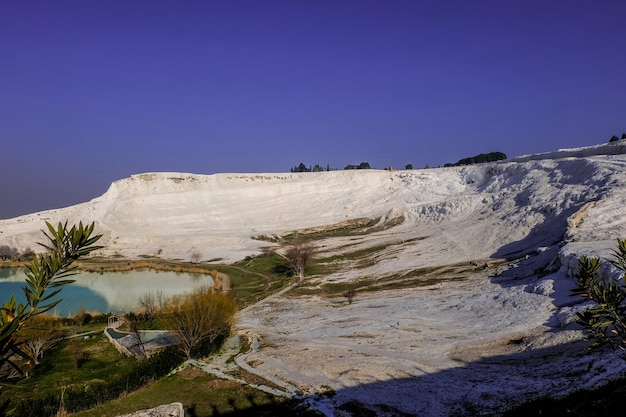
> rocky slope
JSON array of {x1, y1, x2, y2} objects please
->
[{"x1": 2, "y1": 141, "x2": 626, "y2": 415}]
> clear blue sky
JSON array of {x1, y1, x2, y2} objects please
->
[{"x1": 1, "y1": 1, "x2": 625, "y2": 219}]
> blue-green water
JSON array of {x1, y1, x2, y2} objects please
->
[{"x1": 0, "y1": 267, "x2": 213, "y2": 317}]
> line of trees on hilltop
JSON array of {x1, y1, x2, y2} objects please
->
[
  {"x1": 290, "y1": 133, "x2": 626, "y2": 173},
  {"x1": 290, "y1": 163, "x2": 332, "y2": 172},
  {"x1": 444, "y1": 151, "x2": 507, "y2": 167},
  {"x1": 290, "y1": 160, "x2": 499, "y2": 172},
  {"x1": 609, "y1": 133, "x2": 626, "y2": 142},
  {"x1": 290, "y1": 161, "x2": 374, "y2": 172},
  {"x1": 344, "y1": 162, "x2": 371, "y2": 170}
]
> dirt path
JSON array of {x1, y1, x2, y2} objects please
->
[
  {"x1": 181, "y1": 335, "x2": 297, "y2": 398},
  {"x1": 187, "y1": 269, "x2": 306, "y2": 400}
]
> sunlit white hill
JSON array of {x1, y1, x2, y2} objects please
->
[{"x1": 2, "y1": 140, "x2": 626, "y2": 415}]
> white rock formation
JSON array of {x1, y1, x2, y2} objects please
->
[
  {"x1": 116, "y1": 402, "x2": 183, "y2": 417},
  {"x1": 3, "y1": 141, "x2": 626, "y2": 415}
]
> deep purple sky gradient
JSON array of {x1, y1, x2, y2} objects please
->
[{"x1": 1, "y1": 1, "x2": 625, "y2": 219}]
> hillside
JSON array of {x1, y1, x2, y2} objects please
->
[{"x1": 2, "y1": 141, "x2": 626, "y2": 415}]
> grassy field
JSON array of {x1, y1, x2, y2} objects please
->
[
  {"x1": 2, "y1": 327, "x2": 136, "y2": 406},
  {"x1": 0, "y1": 249, "x2": 299, "y2": 415},
  {"x1": 3, "y1": 229, "x2": 626, "y2": 416},
  {"x1": 1, "y1": 329, "x2": 321, "y2": 417},
  {"x1": 69, "y1": 367, "x2": 321, "y2": 417}
]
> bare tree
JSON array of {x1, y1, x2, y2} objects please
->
[
  {"x1": 126, "y1": 312, "x2": 147, "y2": 359},
  {"x1": 343, "y1": 289, "x2": 356, "y2": 304},
  {"x1": 16, "y1": 315, "x2": 62, "y2": 366},
  {"x1": 284, "y1": 243, "x2": 317, "y2": 279},
  {"x1": 139, "y1": 291, "x2": 158, "y2": 325},
  {"x1": 169, "y1": 286, "x2": 237, "y2": 360},
  {"x1": 156, "y1": 289, "x2": 165, "y2": 311},
  {"x1": 190, "y1": 251, "x2": 202, "y2": 263}
]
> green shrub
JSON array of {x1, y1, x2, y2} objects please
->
[{"x1": 574, "y1": 239, "x2": 626, "y2": 352}]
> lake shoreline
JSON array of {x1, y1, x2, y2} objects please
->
[
  {"x1": 1, "y1": 262, "x2": 217, "y2": 316},
  {"x1": 0, "y1": 257, "x2": 215, "y2": 275}
]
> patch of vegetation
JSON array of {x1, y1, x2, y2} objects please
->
[
  {"x1": 3, "y1": 331, "x2": 136, "y2": 405},
  {"x1": 307, "y1": 238, "x2": 427, "y2": 277},
  {"x1": 68, "y1": 367, "x2": 323, "y2": 417},
  {"x1": 573, "y1": 239, "x2": 626, "y2": 352},
  {"x1": 444, "y1": 151, "x2": 507, "y2": 167},
  {"x1": 290, "y1": 162, "x2": 332, "y2": 172},
  {"x1": 239, "y1": 335, "x2": 251, "y2": 354},
  {"x1": 255, "y1": 217, "x2": 382, "y2": 243},
  {"x1": 344, "y1": 162, "x2": 371, "y2": 170},
  {"x1": 2, "y1": 246, "x2": 296, "y2": 415},
  {"x1": 75, "y1": 258, "x2": 213, "y2": 274},
  {"x1": 227, "y1": 251, "x2": 295, "y2": 306},
  {"x1": 6, "y1": 337, "x2": 188, "y2": 416},
  {"x1": 226, "y1": 366, "x2": 286, "y2": 392},
  {"x1": 307, "y1": 243, "x2": 392, "y2": 276},
  {"x1": 502, "y1": 375, "x2": 626, "y2": 417},
  {"x1": 291, "y1": 261, "x2": 493, "y2": 298}
]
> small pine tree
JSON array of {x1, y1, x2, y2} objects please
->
[{"x1": 609, "y1": 135, "x2": 620, "y2": 143}]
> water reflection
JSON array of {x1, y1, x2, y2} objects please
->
[
  {"x1": 0, "y1": 268, "x2": 214, "y2": 317},
  {"x1": 0, "y1": 268, "x2": 20, "y2": 279}
]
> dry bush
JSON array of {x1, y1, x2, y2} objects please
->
[
  {"x1": 168, "y1": 286, "x2": 237, "y2": 359},
  {"x1": 190, "y1": 251, "x2": 202, "y2": 263}
]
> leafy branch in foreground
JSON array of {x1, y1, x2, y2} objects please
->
[
  {"x1": 0, "y1": 221, "x2": 103, "y2": 377},
  {"x1": 574, "y1": 239, "x2": 626, "y2": 352}
]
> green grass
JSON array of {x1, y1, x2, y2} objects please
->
[
  {"x1": 3, "y1": 330, "x2": 136, "y2": 405},
  {"x1": 254, "y1": 217, "x2": 382, "y2": 243},
  {"x1": 292, "y1": 260, "x2": 488, "y2": 299},
  {"x1": 307, "y1": 244, "x2": 392, "y2": 277},
  {"x1": 227, "y1": 251, "x2": 295, "y2": 307},
  {"x1": 68, "y1": 367, "x2": 322, "y2": 417},
  {"x1": 308, "y1": 238, "x2": 428, "y2": 276}
]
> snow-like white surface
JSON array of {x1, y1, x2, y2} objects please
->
[{"x1": 3, "y1": 142, "x2": 626, "y2": 415}]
